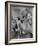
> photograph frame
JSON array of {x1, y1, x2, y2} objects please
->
[{"x1": 5, "y1": 1, "x2": 37, "y2": 45}]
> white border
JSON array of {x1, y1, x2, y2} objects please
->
[{"x1": 8, "y1": 2, "x2": 36, "y2": 43}]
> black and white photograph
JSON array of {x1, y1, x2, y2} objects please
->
[
  {"x1": 10, "y1": 5, "x2": 33, "y2": 39},
  {"x1": 5, "y1": 1, "x2": 37, "y2": 45}
]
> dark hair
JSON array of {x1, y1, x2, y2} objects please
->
[
  {"x1": 18, "y1": 17, "x2": 20, "y2": 20},
  {"x1": 22, "y1": 16, "x2": 24, "y2": 18},
  {"x1": 21, "y1": 20, "x2": 23, "y2": 23}
]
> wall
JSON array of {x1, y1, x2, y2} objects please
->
[
  {"x1": 0, "y1": 0, "x2": 38, "y2": 46},
  {"x1": 37, "y1": 3, "x2": 38, "y2": 43}
]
